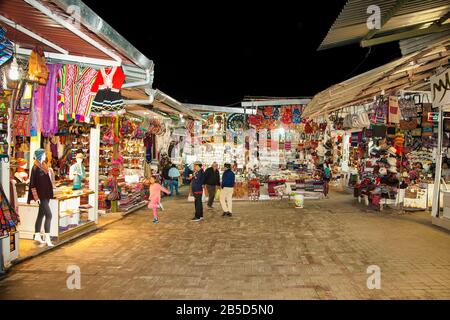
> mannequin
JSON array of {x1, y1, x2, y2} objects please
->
[
  {"x1": 14, "y1": 158, "x2": 29, "y2": 183},
  {"x1": 69, "y1": 153, "x2": 86, "y2": 190},
  {"x1": 27, "y1": 148, "x2": 54, "y2": 247}
]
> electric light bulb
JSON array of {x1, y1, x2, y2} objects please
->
[{"x1": 8, "y1": 57, "x2": 19, "y2": 81}]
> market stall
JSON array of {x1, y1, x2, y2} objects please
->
[
  {"x1": 303, "y1": 37, "x2": 450, "y2": 213},
  {"x1": 0, "y1": 0, "x2": 158, "y2": 263}
]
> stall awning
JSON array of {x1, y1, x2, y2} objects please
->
[
  {"x1": 303, "y1": 38, "x2": 450, "y2": 118},
  {"x1": 319, "y1": 0, "x2": 450, "y2": 50},
  {"x1": 121, "y1": 88, "x2": 203, "y2": 121},
  {"x1": 0, "y1": 0, "x2": 153, "y2": 82}
]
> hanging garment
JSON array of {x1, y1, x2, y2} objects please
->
[
  {"x1": 58, "y1": 64, "x2": 97, "y2": 122},
  {"x1": 34, "y1": 64, "x2": 61, "y2": 137},
  {"x1": 90, "y1": 66, "x2": 125, "y2": 116},
  {"x1": 27, "y1": 47, "x2": 49, "y2": 85}
]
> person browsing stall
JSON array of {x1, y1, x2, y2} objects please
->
[
  {"x1": 203, "y1": 162, "x2": 220, "y2": 210},
  {"x1": 220, "y1": 163, "x2": 235, "y2": 217},
  {"x1": 168, "y1": 164, "x2": 181, "y2": 196},
  {"x1": 191, "y1": 161, "x2": 205, "y2": 222}
]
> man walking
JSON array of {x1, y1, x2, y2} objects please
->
[
  {"x1": 168, "y1": 164, "x2": 181, "y2": 196},
  {"x1": 220, "y1": 163, "x2": 235, "y2": 217},
  {"x1": 191, "y1": 161, "x2": 205, "y2": 221},
  {"x1": 203, "y1": 162, "x2": 220, "y2": 210}
]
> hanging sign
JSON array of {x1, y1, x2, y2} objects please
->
[
  {"x1": 427, "y1": 112, "x2": 440, "y2": 122},
  {"x1": 431, "y1": 68, "x2": 450, "y2": 108}
]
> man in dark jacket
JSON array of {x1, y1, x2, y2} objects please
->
[
  {"x1": 203, "y1": 162, "x2": 220, "y2": 210},
  {"x1": 220, "y1": 163, "x2": 236, "y2": 217},
  {"x1": 191, "y1": 161, "x2": 205, "y2": 221}
]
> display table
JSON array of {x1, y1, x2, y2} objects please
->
[{"x1": 17, "y1": 189, "x2": 96, "y2": 241}]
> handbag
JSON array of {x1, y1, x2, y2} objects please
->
[{"x1": 399, "y1": 119, "x2": 417, "y2": 130}]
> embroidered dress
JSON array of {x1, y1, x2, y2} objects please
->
[{"x1": 90, "y1": 66, "x2": 126, "y2": 116}]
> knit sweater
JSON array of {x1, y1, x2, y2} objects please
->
[{"x1": 27, "y1": 162, "x2": 54, "y2": 203}]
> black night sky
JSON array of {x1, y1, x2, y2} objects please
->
[{"x1": 83, "y1": 0, "x2": 401, "y2": 106}]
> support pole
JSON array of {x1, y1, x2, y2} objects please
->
[
  {"x1": 111, "y1": 116, "x2": 119, "y2": 213},
  {"x1": 89, "y1": 124, "x2": 100, "y2": 223},
  {"x1": 432, "y1": 107, "x2": 443, "y2": 217}
]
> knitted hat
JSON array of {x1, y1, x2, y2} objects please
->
[{"x1": 34, "y1": 148, "x2": 45, "y2": 161}]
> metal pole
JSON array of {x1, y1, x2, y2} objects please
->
[{"x1": 432, "y1": 107, "x2": 443, "y2": 217}]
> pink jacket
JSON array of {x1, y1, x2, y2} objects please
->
[{"x1": 149, "y1": 183, "x2": 170, "y2": 204}]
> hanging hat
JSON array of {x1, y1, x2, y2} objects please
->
[
  {"x1": 34, "y1": 148, "x2": 45, "y2": 161},
  {"x1": 76, "y1": 153, "x2": 84, "y2": 160},
  {"x1": 387, "y1": 147, "x2": 397, "y2": 156}
]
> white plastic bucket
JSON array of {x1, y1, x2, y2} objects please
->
[{"x1": 294, "y1": 194, "x2": 304, "y2": 208}]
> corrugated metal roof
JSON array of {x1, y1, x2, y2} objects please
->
[
  {"x1": 320, "y1": 0, "x2": 450, "y2": 50},
  {"x1": 304, "y1": 38, "x2": 450, "y2": 118},
  {"x1": 0, "y1": 0, "x2": 153, "y2": 66},
  {"x1": 400, "y1": 29, "x2": 450, "y2": 55}
]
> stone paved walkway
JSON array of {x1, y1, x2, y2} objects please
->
[{"x1": 1, "y1": 191, "x2": 450, "y2": 300}]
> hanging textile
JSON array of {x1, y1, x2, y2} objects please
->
[
  {"x1": 292, "y1": 105, "x2": 302, "y2": 124},
  {"x1": 0, "y1": 27, "x2": 13, "y2": 67},
  {"x1": 90, "y1": 66, "x2": 125, "y2": 116},
  {"x1": 0, "y1": 184, "x2": 20, "y2": 237},
  {"x1": 33, "y1": 64, "x2": 61, "y2": 137},
  {"x1": 58, "y1": 64, "x2": 97, "y2": 122}
]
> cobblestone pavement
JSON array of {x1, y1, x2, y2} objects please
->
[{"x1": 1, "y1": 191, "x2": 450, "y2": 300}]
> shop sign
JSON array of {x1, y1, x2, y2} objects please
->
[
  {"x1": 427, "y1": 112, "x2": 440, "y2": 122},
  {"x1": 431, "y1": 68, "x2": 450, "y2": 108}
]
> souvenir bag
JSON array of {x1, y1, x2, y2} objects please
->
[
  {"x1": 399, "y1": 96, "x2": 417, "y2": 118},
  {"x1": 388, "y1": 96, "x2": 400, "y2": 124},
  {"x1": 399, "y1": 119, "x2": 417, "y2": 130},
  {"x1": 374, "y1": 98, "x2": 387, "y2": 124}
]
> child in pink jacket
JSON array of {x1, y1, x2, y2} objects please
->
[{"x1": 148, "y1": 176, "x2": 170, "y2": 224}]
